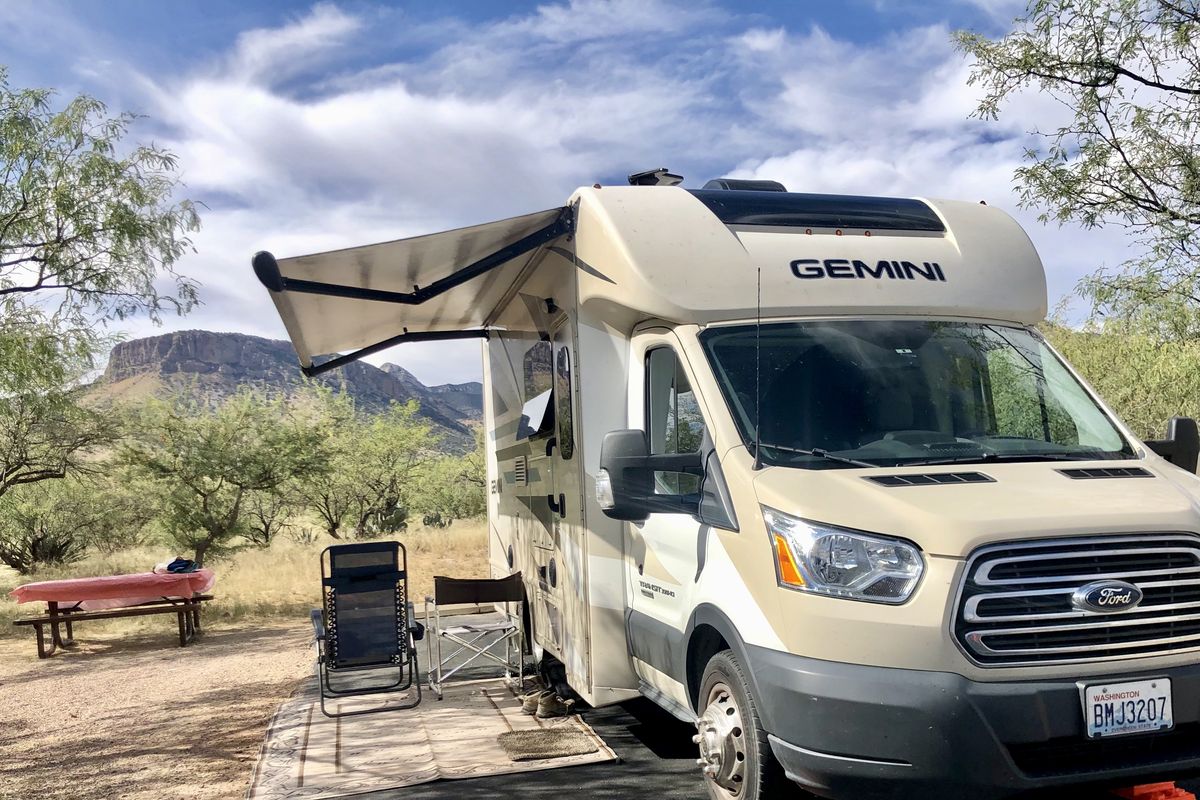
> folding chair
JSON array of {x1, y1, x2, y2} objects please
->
[
  {"x1": 425, "y1": 573, "x2": 525, "y2": 699},
  {"x1": 311, "y1": 541, "x2": 422, "y2": 717}
]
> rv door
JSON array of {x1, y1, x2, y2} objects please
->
[{"x1": 625, "y1": 330, "x2": 706, "y2": 710}]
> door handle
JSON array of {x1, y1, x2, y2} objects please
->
[
  {"x1": 545, "y1": 437, "x2": 557, "y2": 457},
  {"x1": 547, "y1": 493, "x2": 566, "y2": 518}
]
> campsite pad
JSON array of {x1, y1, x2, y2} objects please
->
[{"x1": 247, "y1": 678, "x2": 617, "y2": 799}]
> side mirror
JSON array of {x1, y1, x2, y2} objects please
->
[
  {"x1": 1146, "y1": 417, "x2": 1200, "y2": 473},
  {"x1": 597, "y1": 429, "x2": 703, "y2": 521}
]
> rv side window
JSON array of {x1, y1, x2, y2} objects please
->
[
  {"x1": 523, "y1": 340, "x2": 552, "y2": 399},
  {"x1": 518, "y1": 340, "x2": 555, "y2": 440},
  {"x1": 554, "y1": 331, "x2": 574, "y2": 460},
  {"x1": 645, "y1": 347, "x2": 704, "y2": 495}
]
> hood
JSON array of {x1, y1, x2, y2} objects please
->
[{"x1": 751, "y1": 458, "x2": 1200, "y2": 558}]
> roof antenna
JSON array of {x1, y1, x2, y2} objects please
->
[{"x1": 753, "y1": 266, "x2": 763, "y2": 471}]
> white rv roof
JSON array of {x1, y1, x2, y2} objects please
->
[
  {"x1": 569, "y1": 186, "x2": 1047, "y2": 327},
  {"x1": 253, "y1": 186, "x2": 1047, "y2": 372}
]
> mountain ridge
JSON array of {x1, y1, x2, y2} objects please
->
[{"x1": 90, "y1": 330, "x2": 482, "y2": 450}]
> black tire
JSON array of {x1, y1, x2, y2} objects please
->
[{"x1": 698, "y1": 649, "x2": 788, "y2": 800}]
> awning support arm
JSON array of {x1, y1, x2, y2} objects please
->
[
  {"x1": 252, "y1": 207, "x2": 572, "y2": 307},
  {"x1": 301, "y1": 329, "x2": 491, "y2": 378}
]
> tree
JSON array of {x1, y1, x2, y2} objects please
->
[
  {"x1": 417, "y1": 438, "x2": 486, "y2": 527},
  {"x1": 1043, "y1": 319, "x2": 1200, "y2": 438},
  {"x1": 956, "y1": 2, "x2": 1200, "y2": 332},
  {"x1": 0, "y1": 474, "x2": 147, "y2": 574},
  {"x1": 0, "y1": 67, "x2": 199, "y2": 495},
  {"x1": 0, "y1": 380, "x2": 117, "y2": 499},
  {"x1": 122, "y1": 390, "x2": 330, "y2": 566},
  {"x1": 1, "y1": 66, "x2": 200, "y2": 337},
  {"x1": 299, "y1": 394, "x2": 439, "y2": 540},
  {"x1": 244, "y1": 486, "x2": 299, "y2": 547}
]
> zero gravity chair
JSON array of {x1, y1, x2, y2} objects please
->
[{"x1": 311, "y1": 542, "x2": 423, "y2": 717}]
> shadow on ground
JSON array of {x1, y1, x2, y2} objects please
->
[{"x1": 0, "y1": 622, "x2": 313, "y2": 800}]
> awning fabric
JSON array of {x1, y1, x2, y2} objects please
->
[{"x1": 253, "y1": 207, "x2": 570, "y2": 371}]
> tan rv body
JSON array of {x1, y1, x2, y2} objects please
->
[{"x1": 258, "y1": 183, "x2": 1200, "y2": 800}]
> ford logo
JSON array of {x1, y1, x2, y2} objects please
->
[{"x1": 1072, "y1": 580, "x2": 1144, "y2": 613}]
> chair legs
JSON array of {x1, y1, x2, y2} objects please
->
[
  {"x1": 317, "y1": 642, "x2": 422, "y2": 718},
  {"x1": 425, "y1": 599, "x2": 525, "y2": 700}
]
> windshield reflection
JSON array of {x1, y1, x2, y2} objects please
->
[{"x1": 700, "y1": 320, "x2": 1134, "y2": 469}]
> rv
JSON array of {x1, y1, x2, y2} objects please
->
[{"x1": 253, "y1": 176, "x2": 1200, "y2": 800}]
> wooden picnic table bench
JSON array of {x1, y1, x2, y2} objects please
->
[
  {"x1": 9, "y1": 569, "x2": 217, "y2": 658},
  {"x1": 13, "y1": 595, "x2": 214, "y2": 657}
]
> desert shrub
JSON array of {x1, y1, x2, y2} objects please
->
[
  {"x1": 0, "y1": 475, "x2": 148, "y2": 574},
  {"x1": 1043, "y1": 322, "x2": 1200, "y2": 440}
]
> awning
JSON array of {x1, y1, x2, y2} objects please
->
[{"x1": 252, "y1": 206, "x2": 572, "y2": 375}]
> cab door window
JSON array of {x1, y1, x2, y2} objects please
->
[{"x1": 645, "y1": 347, "x2": 704, "y2": 494}]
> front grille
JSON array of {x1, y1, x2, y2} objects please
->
[
  {"x1": 954, "y1": 534, "x2": 1200, "y2": 666},
  {"x1": 1007, "y1": 723, "x2": 1200, "y2": 778}
]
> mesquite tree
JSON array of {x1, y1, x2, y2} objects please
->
[
  {"x1": 0, "y1": 66, "x2": 199, "y2": 497},
  {"x1": 956, "y1": 1, "x2": 1200, "y2": 334},
  {"x1": 123, "y1": 390, "x2": 329, "y2": 566}
]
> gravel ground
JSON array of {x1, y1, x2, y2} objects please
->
[{"x1": 0, "y1": 620, "x2": 312, "y2": 800}]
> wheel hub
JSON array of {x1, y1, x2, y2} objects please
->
[{"x1": 692, "y1": 681, "x2": 747, "y2": 795}]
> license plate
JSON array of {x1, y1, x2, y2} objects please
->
[{"x1": 1082, "y1": 678, "x2": 1173, "y2": 739}]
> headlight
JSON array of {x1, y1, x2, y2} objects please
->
[{"x1": 762, "y1": 506, "x2": 924, "y2": 604}]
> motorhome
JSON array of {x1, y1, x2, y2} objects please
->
[{"x1": 253, "y1": 174, "x2": 1200, "y2": 800}]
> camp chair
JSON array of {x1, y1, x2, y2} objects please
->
[
  {"x1": 311, "y1": 541, "x2": 422, "y2": 717},
  {"x1": 424, "y1": 573, "x2": 525, "y2": 699}
]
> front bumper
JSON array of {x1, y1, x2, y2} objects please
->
[{"x1": 747, "y1": 644, "x2": 1200, "y2": 800}]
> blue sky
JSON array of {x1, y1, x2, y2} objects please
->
[{"x1": 0, "y1": 0, "x2": 1131, "y2": 385}]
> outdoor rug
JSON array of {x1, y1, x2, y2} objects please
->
[{"x1": 246, "y1": 678, "x2": 618, "y2": 799}]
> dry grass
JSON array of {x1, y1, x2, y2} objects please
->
[{"x1": 0, "y1": 520, "x2": 488, "y2": 637}]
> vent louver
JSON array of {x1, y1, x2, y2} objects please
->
[
  {"x1": 513, "y1": 456, "x2": 528, "y2": 487},
  {"x1": 1058, "y1": 467, "x2": 1153, "y2": 480},
  {"x1": 866, "y1": 472, "x2": 994, "y2": 487}
]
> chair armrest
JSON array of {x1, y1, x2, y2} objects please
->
[
  {"x1": 310, "y1": 608, "x2": 326, "y2": 640},
  {"x1": 406, "y1": 601, "x2": 425, "y2": 641}
]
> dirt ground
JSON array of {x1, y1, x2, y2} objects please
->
[{"x1": 0, "y1": 620, "x2": 312, "y2": 800}]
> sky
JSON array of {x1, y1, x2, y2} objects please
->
[{"x1": 0, "y1": 0, "x2": 1134, "y2": 386}]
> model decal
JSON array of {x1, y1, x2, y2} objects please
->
[
  {"x1": 639, "y1": 579, "x2": 677, "y2": 599},
  {"x1": 790, "y1": 258, "x2": 946, "y2": 282}
]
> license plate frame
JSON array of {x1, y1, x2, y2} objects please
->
[{"x1": 1080, "y1": 677, "x2": 1174, "y2": 739}]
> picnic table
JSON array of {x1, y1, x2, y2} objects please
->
[{"x1": 10, "y1": 570, "x2": 216, "y2": 658}]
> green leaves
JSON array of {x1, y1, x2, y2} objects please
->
[
  {"x1": 121, "y1": 389, "x2": 332, "y2": 565},
  {"x1": 956, "y1": 1, "x2": 1200, "y2": 326},
  {"x1": 0, "y1": 66, "x2": 200, "y2": 329},
  {"x1": 0, "y1": 66, "x2": 201, "y2": 500},
  {"x1": 296, "y1": 389, "x2": 442, "y2": 540},
  {"x1": 0, "y1": 474, "x2": 150, "y2": 574},
  {"x1": 1045, "y1": 319, "x2": 1200, "y2": 439}
]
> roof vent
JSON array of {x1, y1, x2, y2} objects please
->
[
  {"x1": 1058, "y1": 467, "x2": 1154, "y2": 479},
  {"x1": 703, "y1": 178, "x2": 787, "y2": 192},
  {"x1": 866, "y1": 472, "x2": 995, "y2": 487},
  {"x1": 627, "y1": 167, "x2": 683, "y2": 186}
]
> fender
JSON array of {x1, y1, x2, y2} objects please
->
[{"x1": 683, "y1": 604, "x2": 771, "y2": 721}]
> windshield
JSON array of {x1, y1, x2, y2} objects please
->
[{"x1": 700, "y1": 320, "x2": 1135, "y2": 469}]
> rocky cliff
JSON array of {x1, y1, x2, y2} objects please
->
[
  {"x1": 93, "y1": 330, "x2": 482, "y2": 449},
  {"x1": 381, "y1": 363, "x2": 483, "y2": 422}
]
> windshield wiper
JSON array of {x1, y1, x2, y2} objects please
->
[
  {"x1": 902, "y1": 452, "x2": 1103, "y2": 467},
  {"x1": 755, "y1": 442, "x2": 877, "y2": 468}
]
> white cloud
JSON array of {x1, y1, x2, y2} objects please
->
[
  {"x1": 955, "y1": 0, "x2": 1028, "y2": 25},
  {"x1": 14, "y1": 1, "x2": 1134, "y2": 382},
  {"x1": 227, "y1": 3, "x2": 362, "y2": 85}
]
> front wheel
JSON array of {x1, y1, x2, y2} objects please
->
[{"x1": 695, "y1": 650, "x2": 787, "y2": 800}]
